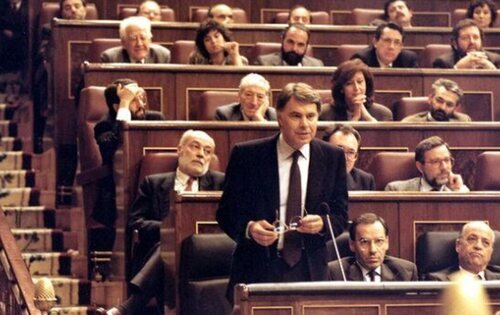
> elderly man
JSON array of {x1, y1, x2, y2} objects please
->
[
  {"x1": 329, "y1": 213, "x2": 417, "y2": 281},
  {"x1": 385, "y1": 136, "x2": 470, "y2": 192},
  {"x1": 208, "y1": 3, "x2": 233, "y2": 24},
  {"x1": 433, "y1": 19, "x2": 500, "y2": 69},
  {"x1": 102, "y1": 130, "x2": 225, "y2": 315},
  {"x1": 323, "y1": 124, "x2": 375, "y2": 190},
  {"x1": 402, "y1": 79, "x2": 471, "y2": 122},
  {"x1": 217, "y1": 82, "x2": 348, "y2": 303},
  {"x1": 255, "y1": 23, "x2": 324, "y2": 66},
  {"x1": 371, "y1": 0, "x2": 413, "y2": 28},
  {"x1": 288, "y1": 5, "x2": 312, "y2": 24},
  {"x1": 214, "y1": 73, "x2": 276, "y2": 121},
  {"x1": 100, "y1": 16, "x2": 171, "y2": 63},
  {"x1": 426, "y1": 221, "x2": 500, "y2": 281},
  {"x1": 137, "y1": 0, "x2": 161, "y2": 21},
  {"x1": 352, "y1": 22, "x2": 418, "y2": 68}
]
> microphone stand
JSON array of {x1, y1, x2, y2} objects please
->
[{"x1": 322, "y1": 202, "x2": 347, "y2": 282}]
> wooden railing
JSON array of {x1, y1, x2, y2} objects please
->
[{"x1": 0, "y1": 208, "x2": 40, "y2": 315}]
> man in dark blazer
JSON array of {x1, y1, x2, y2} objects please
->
[
  {"x1": 322, "y1": 124, "x2": 375, "y2": 191},
  {"x1": 329, "y1": 213, "x2": 418, "y2": 281},
  {"x1": 255, "y1": 24, "x2": 324, "y2": 66},
  {"x1": 425, "y1": 221, "x2": 500, "y2": 281},
  {"x1": 0, "y1": 0, "x2": 28, "y2": 72},
  {"x1": 103, "y1": 130, "x2": 225, "y2": 315},
  {"x1": 100, "y1": 16, "x2": 171, "y2": 63},
  {"x1": 352, "y1": 22, "x2": 418, "y2": 68},
  {"x1": 215, "y1": 73, "x2": 277, "y2": 121},
  {"x1": 433, "y1": 19, "x2": 500, "y2": 69},
  {"x1": 217, "y1": 82, "x2": 348, "y2": 303}
]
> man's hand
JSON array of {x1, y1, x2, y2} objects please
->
[
  {"x1": 116, "y1": 83, "x2": 140, "y2": 109},
  {"x1": 447, "y1": 172, "x2": 465, "y2": 191},
  {"x1": 224, "y1": 41, "x2": 240, "y2": 57},
  {"x1": 296, "y1": 215, "x2": 324, "y2": 234},
  {"x1": 455, "y1": 52, "x2": 495, "y2": 69},
  {"x1": 251, "y1": 99, "x2": 269, "y2": 121},
  {"x1": 249, "y1": 220, "x2": 278, "y2": 246}
]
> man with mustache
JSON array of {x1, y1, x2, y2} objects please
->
[
  {"x1": 101, "y1": 16, "x2": 171, "y2": 63},
  {"x1": 425, "y1": 221, "x2": 500, "y2": 281},
  {"x1": 385, "y1": 136, "x2": 469, "y2": 192},
  {"x1": 433, "y1": 19, "x2": 500, "y2": 69},
  {"x1": 255, "y1": 23, "x2": 324, "y2": 66},
  {"x1": 402, "y1": 79, "x2": 471, "y2": 122},
  {"x1": 329, "y1": 213, "x2": 417, "y2": 281},
  {"x1": 370, "y1": 0, "x2": 413, "y2": 28},
  {"x1": 351, "y1": 22, "x2": 418, "y2": 68}
]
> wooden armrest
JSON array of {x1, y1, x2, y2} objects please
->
[{"x1": 76, "y1": 165, "x2": 112, "y2": 185}]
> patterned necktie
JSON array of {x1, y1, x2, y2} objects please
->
[
  {"x1": 282, "y1": 150, "x2": 302, "y2": 267},
  {"x1": 185, "y1": 177, "x2": 195, "y2": 192}
]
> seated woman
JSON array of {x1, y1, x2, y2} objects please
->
[
  {"x1": 465, "y1": 0, "x2": 497, "y2": 28},
  {"x1": 319, "y1": 59, "x2": 393, "y2": 122},
  {"x1": 188, "y1": 19, "x2": 248, "y2": 65}
]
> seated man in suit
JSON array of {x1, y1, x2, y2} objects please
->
[
  {"x1": 214, "y1": 73, "x2": 276, "y2": 121},
  {"x1": 370, "y1": 0, "x2": 413, "y2": 28},
  {"x1": 351, "y1": 22, "x2": 418, "y2": 68},
  {"x1": 288, "y1": 5, "x2": 312, "y2": 24},
  {"x1": 255, "y1": 23, "x2": 324, "y2": 66},
  {"x1": 137, "y1": 0, "x2": 161, "y2": 22},
  {"x1": 208, "y1": 3, "x2": 234, "y2": 25},
  {"x1": 402, "y1": 78, "x2": 471, "y2": 122},
  {"x1": 385, "y1": 136, "x2": 470, "y2": 192},
  {"x1": 425, "y1": 221, "x2": 500, "y2": 281},
  {"x1": 101, "y1": 16, "x2": 171, "y2": 63},
  {"x1": 103, "y1": 129, "x2": 225, "y2": 315},
  {"x1": 322, "y1": 124, "x2": 375, "y2": 190},
  {"x1": 433, "y1": 19, "x2": 500, "y2": 69},
  {"x1": 329, "y1": 212, "x2": 418, "y2": 281}
]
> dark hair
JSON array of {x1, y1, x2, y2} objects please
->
[
  {"x1": 466, "y1": 0, "x2": 497, "y2": 27},
  {"x1": 276, "y1": 82, "x2": 321, "y2": 113},
  {"x1": 331, "y1": 59, "x2": 374, "y2": 117},
  {"x1": 322, "y1": 124, "x2": 362, "y2": 150},
  {"x1": 374, "y1": 22, "x2": 405, "y2": 41},
  {"x1": 414, "y1": 136, "x2": 450, "y2": 163},
  {"x1": 288, "y1": 5, "x2": 312, "y2": 23},
  {"x1": 104, "y1": 78, "x2": 137, "y2": 119},
  {"x1": 383, "y1": 0, "x2": 411, "y2": 20},
  {"x1": 58, "y1": 0, "x2": 87, "y2": 18},
  {"x1": 349, "y1": 213, "x2": 389, "y2": 241},
  {"x1": 194, "y1": 20, "x2": 233, "y2": 59},
  {"x1": 281, "y1": 23, "x2": 311, "y2": 46},
  {"x1": 451, "y1": 19, "x2": 484, "y2": 51}
]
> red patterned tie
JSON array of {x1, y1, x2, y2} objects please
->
[{"x1": 185, "y1": 177, "x2": 194, "y2": 192}]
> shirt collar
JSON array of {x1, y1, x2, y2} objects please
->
[
  {"x1": 176, "y1": 168, "x2": 194, "y2": 185},
  {"x1": 358, "y1": 263, "x2": 382, "y2": 279},
  {"x1": 277, "y1": 133, "x2": 310, "y2": 160},
  {"x1": 458, "y1": 266, "x2": 486, "y2": 280},
  {"x1": 420, "y1": 177, "x2": 445, "y2": 192}
]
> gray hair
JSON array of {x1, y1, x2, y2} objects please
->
[
  {"x1": 178, "y1": 129, "x2": 215, "y2": 148},
  {"x1": 239, "y1": 73, "x2": 270, "y2": 94},
  {"x1": 119, "y1": 16, "x2": 152, "y2": 40},
  {"x1": 431, "y1": 78, "x2": 464, "y2": 104}
]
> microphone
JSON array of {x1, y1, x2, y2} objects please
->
[
  {"x1": 320, "y1": 202, "x2": 347, "y2": 282},
  {"x1": 33, "y1": 277, "x2": 57, "y2": 313}
]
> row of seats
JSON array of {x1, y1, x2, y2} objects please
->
[
  {"x1": 87, "y1": 37, "x2": 455, "y2": 68},
  {"x1": 38, "y1": 2, "x2": 500, "y2": 27}
]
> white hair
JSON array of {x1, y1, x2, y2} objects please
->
[
  {"x1": 239, "y1": 73, "x2": 271, "y2": 94},
  {"x1": 178, "y1": 129, "x2": 215, "y2": 148},
  {"x1": 119, "y1": 16, "x2": 152, "y2": 40}
]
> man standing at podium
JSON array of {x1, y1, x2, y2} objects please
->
[{"x1": 217, "y1": 82, "x2": 348, "y2": 303}]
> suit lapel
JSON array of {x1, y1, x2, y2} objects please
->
[
  {"x1": 199, "y1": 171, "x2": 214, "y2": 190},
  {"x1": 261, "y1": 135, "x2": 280, "y2": 214},
  {"x1": 348, "y1": 261, "x2": 364, "y2": 281},
  {"x1": 381, "y1": 263, "x2": 396, "y2": 281},
  {"x1": 306, "y1": 140, "x2": 326, "y2": 213}
]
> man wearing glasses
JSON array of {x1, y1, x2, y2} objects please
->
[
  {"x1": 329, "y1": 213, "x2": 417, "y2": 281},
  {"x1": 385, "y1": 136, "x2": 469, "y2": 191},
  {"x1": 351, "y1": 22, "x2": 418, "y2": 68},
  {"x1": 323, "y1": 124, "x2": 375, "y2": 190}
]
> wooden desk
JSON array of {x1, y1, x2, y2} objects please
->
[{"x1": 233, "y1": 281, "x2": 500, "y2": 315}]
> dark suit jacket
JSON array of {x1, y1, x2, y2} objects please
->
[
  {"x1": 348, "y1": 167, "x2": 376, "y2": 191},
  {"x1": 425, "y1": 265, "x2": 500, "y2": 281},
  {"x1": 255, "y1": 52, "x2": 324, "y2": 66},
  {"x1": 329, "y1": 256, "x2": 418, "y2": 281},
  {"x1": 402, "y1": 110, "x2": 472, "y2": 122},
  {"x1": 319, "y1": 102, "x2": 393, "y2": 121},
  {"x1": 433, "y1": 50, "x2": 500, "y2": 69},
  {"x1": 214, "y1": 102, "x2": 277, "y2": 121},
  {"x1": 0, "y1": 0, "x2": 28, "y2": 71},
  {"x1": 351, "y1": 46, "x2": 419, "y2": 68},
  {"x1": 217, "y1": 134, "x2": 348, "y2": 301},
  {"x1": 100, "y1": 44, "x2": 171, "y2": 63}
]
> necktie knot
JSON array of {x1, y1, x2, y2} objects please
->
[
  {"x1": 368, "y1": 270, "x2": 376, "y2": 282},
  {"x1": 185, "y1": 177, "x2": 195, "y2": 192}
]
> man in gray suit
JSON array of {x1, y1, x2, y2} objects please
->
[
  {"x1": 214, "y1": 73, "x2": 277, "y2": 121},
  {"x1": 385, "y1": 136, "x2": 469, "y2": 192},
  {"x1": 101, "y1": 16, "x2": 171, "y2": 64},
  {"x1": 426, "y1": 221, "x2": 500, "y2": 281},
  {"x1": 255, "y1": 23, "x2": 324, "y2": 66},
  {"x1": 329, "y1": 213, "x2": 418, "y2": 281}
]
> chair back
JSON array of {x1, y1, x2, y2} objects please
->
[
  {"x1": 392, "y1": 96, "x2": 430, "y2": 121},
  {"x1": 475, "y1": 152, "x2": 500, "y2": 190},
  {"x1": 87, "y1": 38, "x2": 122, "y2": 62},
  {"x1": 196, "y1": 91, "x2": 239, "y2": 120},
  {"x1": 170, "y1": 40, "x2": 196, "y2": 64},
  {"x1": 335, "y1": 44, "x2": 369, "y2": 65},
  {"x1": 274, "y1": 11, "x2": 330, "y2": 24},
  {"x1": 118, "y1": 6, "x2": 175, "y2": 21},
  {"x1": 326, "y1": 231, "x2": 353, "y2": 262},
  {"x1": 420, "y1": 44, "x2": 452, "y2": 68},
  {"x1": 40, "y1": 2, "x2": 98, "y2": 27},
  {"x1": 191, "y1": 7, "x2": 248, "y2": 23},
  {"x1": 368, "y1": 152, "x2": 419, "y2": 190},
  {"x1": 351, "y1": 8, "x2": 383, "y2": 25}
]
